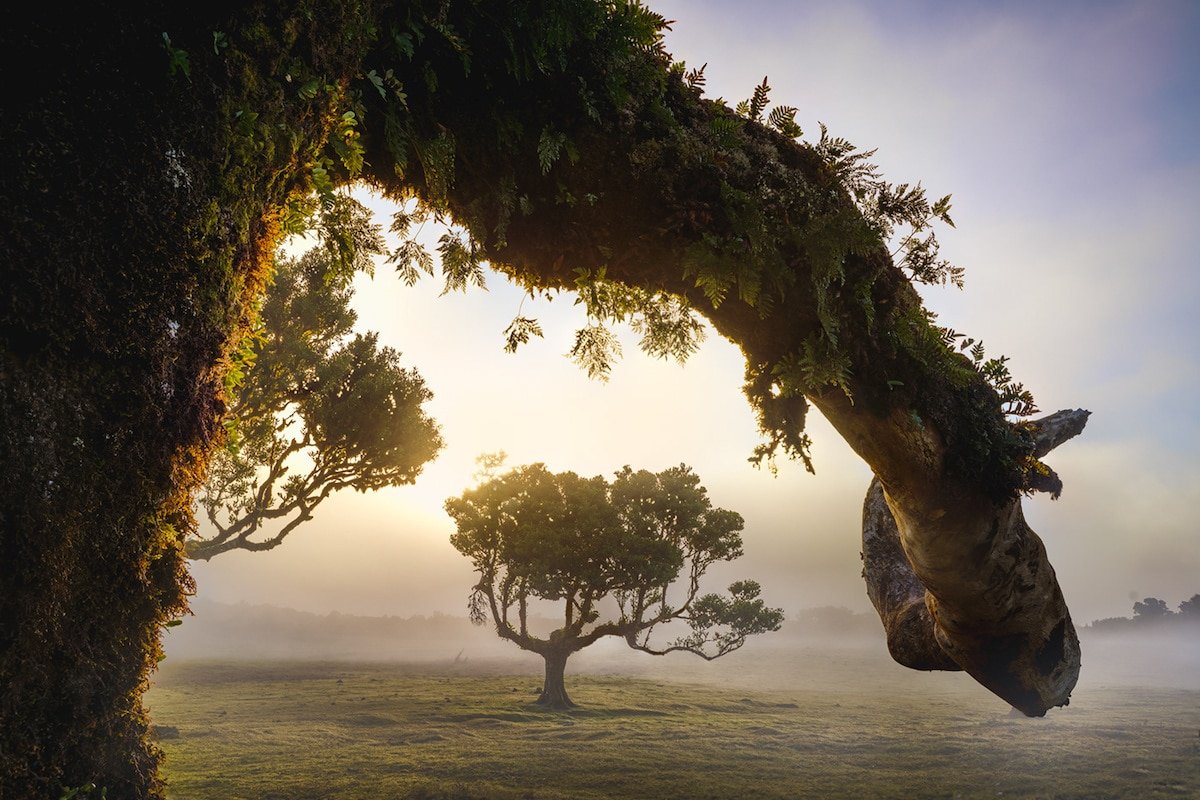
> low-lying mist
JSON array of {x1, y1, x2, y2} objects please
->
[{"x1": 162, "y1": 600, "x2": 1199, "y2": 699}]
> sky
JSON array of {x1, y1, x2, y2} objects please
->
[{"x1": 189, "y1": 0, "x2": 1200, "y2": 625}]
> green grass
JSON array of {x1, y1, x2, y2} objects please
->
[{"x1": 147, "y1": 657, "x2": 1199, "y2": 799}]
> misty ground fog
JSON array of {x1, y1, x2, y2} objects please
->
[
  {"x1": 152, "y1": 603, "x2": 1199, "y2": 799},
  {"x1": 163, "y1": 600, "x2": 1199, "y2": 695}
]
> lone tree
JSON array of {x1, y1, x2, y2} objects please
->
[
  {"x1": 2, "y1": 2, "x2": 1093, "y2": 794},
  {"x1": 190, "y1": 198, "x2": 443, "y2": 559},
  {"x1": 446, "y1": 463, "x2": 783, "y2": 709}
]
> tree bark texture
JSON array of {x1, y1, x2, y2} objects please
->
[
  {"x1": 861, "y1": 409, "x2": 1090, "y2": 714},
  {"x1": 861, "y1": 472, "x2": 1080, "y2": 715},
  {"x1": 536, "y1": 650, "x2": 577, "y2": 710},
  {"x1": 0, "y1": 4, "x2": 378, "y2": 796}
]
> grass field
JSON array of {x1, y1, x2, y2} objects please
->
[{"x1": 147, "y1": 644, "x2": 1198, "y2": 800}]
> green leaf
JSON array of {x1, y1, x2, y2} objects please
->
[
  {"x1": 567, "y1": 324, "x2": 621, "y2": 381},
  {"x1": 767, "y1": 105, "x2": 801, "y2": 138},
  {"x1": 367, "y1": 69, "x2": 386, "y2": 99},
  {"x1": 298, "y1": 79, "x2": 320, "y2": 101},
  {"x1": 503, "y1": 316, "x2": 544, "y2": 353},
  {"x1": 437, "y1": 232, "x2": 486, "y2": 294},
  {"x1": 748, "y1": 76, "x2": 770, "y2": 122},
  {"x1": 161, "y1": 32, "x2": 191, "y2": 80},
  {"x1": 389, "y1": 239, "x2": 434, "y2": 286},
  {"x1": 537, "y1": 128, "x2": 566, "y2": 175},
  {"x1": 394, "y1": 31, "x2": 415, "y2": 59},
  {"x1": 931, "y1": 194, "x2": 956, "y2": 228}
]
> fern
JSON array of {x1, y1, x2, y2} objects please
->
[
  {"x1": 567, "y1": 324, "x2": 622, "y2": 381},
  {"x1": 537, "y1": 127, "x2": 566, "y2": 174},
  {"x1": 418, "y1": 132, "x2": 456, "y2": 209},
  {"x1": 709, "y1": 115, "x2": 742, "y2": 148},
  {"x1": 437, "y1": 231, "x2": 486, "y2": 294},
  {"x1": 388, "y1": 239, "x2": 434, "y2": 286},
  {"x1": 766, "y1": 105, "x2": 802, "y2": 138},
  {"x1": 503, "y1": 316, "x2": 544, "y2": 353},
  {"x1": 628, "y1": 294, "x2": 706, "y2": 362},
  {"x1": 932, "y1": 323, "x2": 1037, "y2": 416},
  {"x1": 327, "y1": 111, "x2": 364, "y2": 177},
  {"x1": 747, "y1": 76, "x2": 770, "y2": 122}
]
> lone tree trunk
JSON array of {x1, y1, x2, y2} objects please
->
[{"x1": 536, "y1": 650, "x2": 576, "y2": 711}]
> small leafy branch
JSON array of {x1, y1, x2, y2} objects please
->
[
  {"x1": 939, "y1": 325, "x2": 1038, "y2": 417},
  {"x1": 503, "y1": 316, "x2": 544, "y2": 353},
  {"x1": 567, "y1": 324, "x2": 622, "y2": 381},
  {"x1": 385, "y1": 198, "x2": 490, "y2": 295},
  {"x1": 161, "y1": 32, "x2": 190, "y2": 80},
  {"x1": 561, "y1": 268, "x2": 707, "y2": 380},
  {"x1": 726, "y1": 76, "x2": 960, "y2": 288},
  {"x1": 729, "y1": 75, "x2": 802, "y2": 139},
  {"x1": 812, "y1": 123, "x2": 963, "y2": 289}
]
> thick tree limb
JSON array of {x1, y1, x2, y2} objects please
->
[
  {"x1": 861, "y1": 409, "x2": 1090, "y2": 714},
  {"x1": 360, "y1": 15, "x2": 1093, "y2": 713},
  {"x1": 861, "y1": 478, "x2": 961, "y2": 672},
  {"x1": 1027, "y1": 408, "x2": 1091, "y2": 458}
]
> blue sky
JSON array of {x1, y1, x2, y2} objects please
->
[{"x1": 190, "y1": 1, "x2": 1200, "y2": 625}]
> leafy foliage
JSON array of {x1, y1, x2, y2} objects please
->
[
  {"x1": 562, "y1": 270, "x2": 707, "y2": 375},
  {"x1": 566, "y1": 324, "x2": 622, "y2": 381},
  {"x1": 191, "y1": 234, "x2": 443, "y2": 560},
  {"x1": 445, "y1": 461, "x2": 783, "y2": 681},
  {"x1": 767, "y1": 105, "x2": 802, "y2": 139},
  {"x1": 810, "y1": 123, "x2": 964, "y2": 289},
  {"x1": 436, "y1": 230, "x2": 487, "y2": 294},
  {"x1": 936, "y1": 323, "x2": 1038, "y2": 417},
  {"x1": 735, "y1": 76, "x2": 772, "y2": 122},
  {"x1": 161, "y1": 32, "x2": 190, "y2": 79},
  {"x1": 503, "y1": 316, "x2": 544, "y2": 353}
]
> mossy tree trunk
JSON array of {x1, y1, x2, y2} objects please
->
[
  {"x1": 0, "y1": 4, "x2": 379, "y2": 796},
  {"x1": 859, "y1": 409, "x2": 1090, "y2": 713}
]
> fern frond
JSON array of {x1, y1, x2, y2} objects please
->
[
  {"x1": 767, "y1": 105, "x2": 801, "y2": 138},
  {"x1": 748, "y1": 76, "x2": 771, "y2": 121}
]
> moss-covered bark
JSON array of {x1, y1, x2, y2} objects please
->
[{"x1": 0, "y1": 3, "x2": 380, "y2": 795}]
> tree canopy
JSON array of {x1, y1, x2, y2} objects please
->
[
  {"x1": 191, "y1": 198, "x2": 443, "y2": 559},
  {"x1": 446, "y1": 461, "x2": 783, "y2": 708}
]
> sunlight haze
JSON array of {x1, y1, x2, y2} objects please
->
[{"x1": 189, "y1": 0, "x2": 1200, "y2": 626}]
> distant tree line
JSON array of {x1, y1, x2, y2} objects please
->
[{"x1": 1087, "y1": 594, "x2": 1199, "y2": 632}]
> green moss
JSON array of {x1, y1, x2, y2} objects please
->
[{"x1": 1, "y1": 3, "x2": 382, "y2": 796}]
